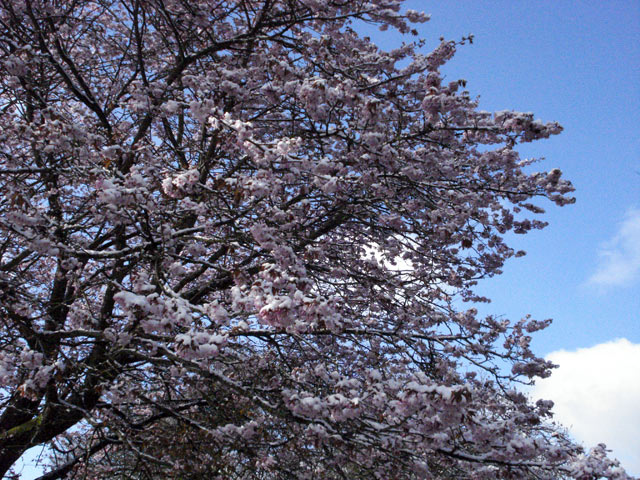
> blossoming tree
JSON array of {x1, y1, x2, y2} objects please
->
[{"x1": 0, "y1": 0, "x2": 630, "y2": 478}]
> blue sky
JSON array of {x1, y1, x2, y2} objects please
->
[
  {"x1": 401, "y1": 0, "x2": 640, "y2": 355},
  {"x1": 15, "y1": 2, "x2": 640, "y2": 478},
  {"x1": 375, "y1": 0, "x2": 640, "y2": 474}
]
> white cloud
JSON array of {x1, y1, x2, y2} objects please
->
[
  {"x1": 363, "y1": 243, "x2": 415, "y2": 272},
  {"x1": 532, "y1": 338, "x2": 640, "y2": 476},
  {"x1": 588, "y1": 209, "x2": 640, "y2": 287}
]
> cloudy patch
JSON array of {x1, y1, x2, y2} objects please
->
[
  {"x1": 532, "y1": 339, "x2": 640, "y2": 475},
  {"x1": 587, "y1": 209, "x2": 640, "y2": 287}
]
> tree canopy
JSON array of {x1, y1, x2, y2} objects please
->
[{"x1": 0, "y1": 0, "x2": 630, "y2": 478}]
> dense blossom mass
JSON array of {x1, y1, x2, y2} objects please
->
[{"x1": 0, "y1": 1, "x2": 631, "y2": 478}]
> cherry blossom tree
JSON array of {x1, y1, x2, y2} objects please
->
[{"x1": 0, "y1": 0, "x2": 631, "y2": 478}]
